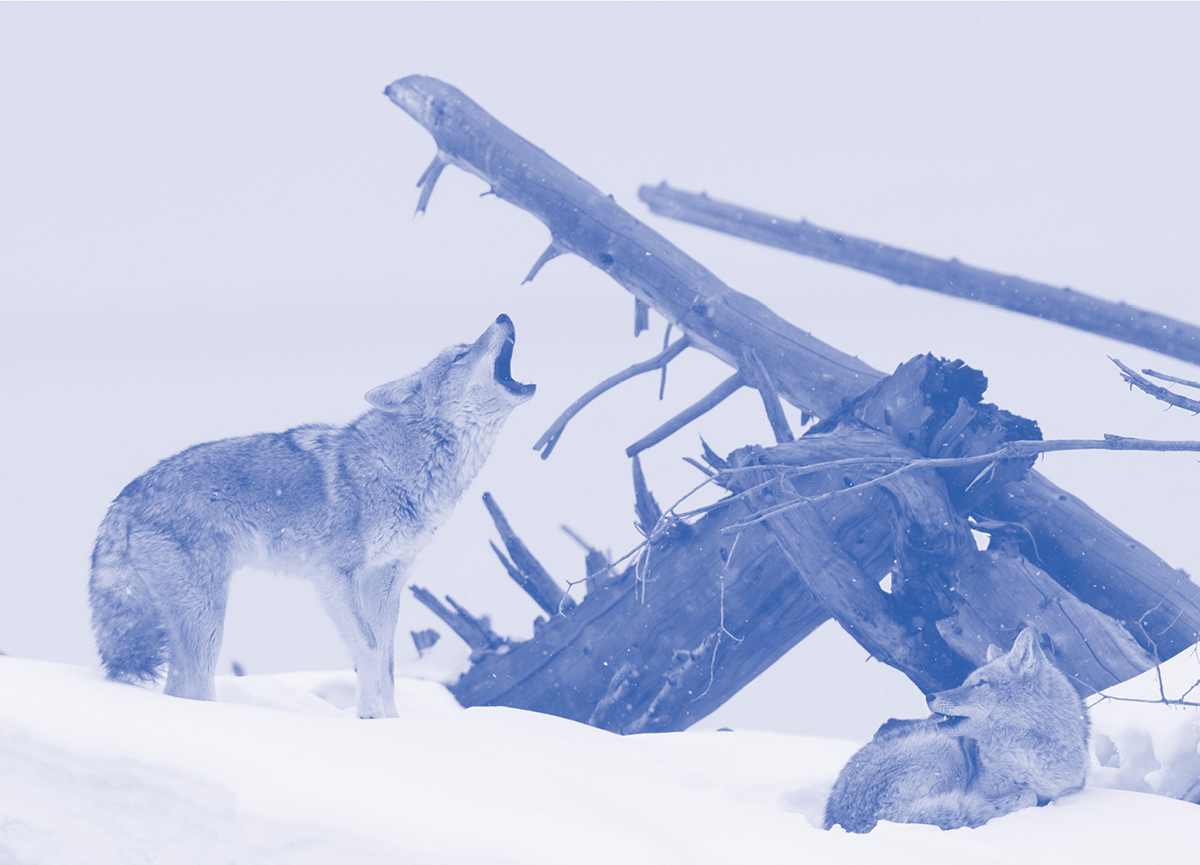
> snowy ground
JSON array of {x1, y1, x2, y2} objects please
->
[{"x1": 1, "y1": 652, "x2": 1196, "y2": 865}]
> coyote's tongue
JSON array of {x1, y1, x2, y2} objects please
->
[{"x1": 494, "y1": 335, "x2": 536, "y2": 397}]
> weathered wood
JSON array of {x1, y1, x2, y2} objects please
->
[
  {"x1": 384, "y1": 76, "x2": 1200, "y2": 660},
  {"x1": 975, "y1": 471, "x2": 1200, "y2": 657},
  {"x1": 409, "y1": 586, "x2": 506, "y2": 657},
  {"x1": 739, "y1": 347, "x2": 794, "y2": 444},
  {"x1": 630, "y1": 455, "x2": 662, "y2": 539},
  {"x1": 1112, "y1": 357, "x2": 1200, "y2": 413},
  {"x1": 385, "y1": 76, "x2": 885, "y2": 420},
  {"x1": 448, "y1": 505, "x2": 833, "y2": 733},
  {"x1": 759, "y1": 494, "x2": 972, "y2": 693},
  {"x1": 533, "y1": 336, "x2": 690, "y2": 459},
  {"x1": 482, "y1": 493, "x2": 573, "y2": 615},
  {"x1": 933, "y1": 547, "x2": 1153, "y2": 690},
  {"x1": 638, "y1": 183, "x2": 1200, "y2": 367},
  {"x1": 625, "y1": 373, "x2": 744, "y2": 457},
  {"x1": 730, "y1": 416, "x2": 1154, "y2": 694},
  {"x1": 386, "y1": 77, "x2": 1200, "y2": 722}
]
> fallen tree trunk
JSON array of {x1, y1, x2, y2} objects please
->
[
  {"x1": 638, "y1": 183, "x2": 1200, "y2": 367},
  {"x1": 385, "y1": 76, "x2": 1200, "y2": 730}
]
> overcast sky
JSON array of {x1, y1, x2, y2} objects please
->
[{"x1": 2, "y1": 3, "x2": 1198, "y2": 738}]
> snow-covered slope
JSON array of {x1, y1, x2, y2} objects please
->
[{"x1": 1, "y1": 657, "x2": 1196, "y2": 864}]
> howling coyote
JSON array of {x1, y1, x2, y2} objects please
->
[
  {"x1": 90, "y1": 314, "x2": 535, "y2": 718},
  {"x1": 825, "y1": 627, "x2": 1089, "y2": 832}
]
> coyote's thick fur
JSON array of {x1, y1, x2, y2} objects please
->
[
  {"x1": 825, "y1": 628, "x2": 1089, "y2": 832},
  {"x1": 90, "y1": 314, "x2": 535, "y2": 718}
]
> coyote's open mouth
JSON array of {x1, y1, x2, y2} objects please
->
[
  {"x1": 494, "y1": 333, "x2": 536, "y2": 398},
  {"x1": 934, "y1": 714, "x2": 968, "y2": 729}
]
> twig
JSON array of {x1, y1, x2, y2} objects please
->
[
  {"x1": 626, "y1": 372, "x2": 744, "y2": 457},
  {"x1": 1088, "y1": 688, "x2": 1200, "y2": 709},
  {"x1": 721, "y1": 434, "x2": 1200, "y2": 533},
  {"x1": 1143, "y1": 368, "x2": 1200, "y2": 390},
  {"x1": 694, "y1": 530, "x2": 745, "y2": 702},
  {"x1": 639, "y1": 182, "x2": 1200, "y2": 368},
  {"x1": 659, "y1": 324, "x2": 673, "y2": 399},
  {"x1": 534, "y1": 337, "x2": 691, "y2": 459},
  {"x1": 1113, "y1": 358, "x2": 1200, "y2": 413}
]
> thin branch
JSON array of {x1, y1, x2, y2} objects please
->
[
  {"x1": 1113, "y1": 357, "x2": 1200, "y2": 412},
  {"x1": 1143, "y1": 368, "x2": 1200, "y2": 390},
  {"x1": 534, "y1": 337, "x2": 691, "y2": 459},
  {"x1": 694, "y1": 530, "x2": 745, "y2": 703},
  {"x1": 1088, "y1": 689, "x2": 1200, "y2": 709},
  {"x1": 639, "y1": 183, "x2": 1200, "y2": 368},
  {"x1": 741, "y1": 347, "x2": 794, "y2": 444},
  {"x1": 659, "y1": 324, "x2": 673, "y2": 399},
  {"x1": 722, "y1": 434, "x2": 1200, "y2": 533},
  {"x1": 626, "y1": 372, "x2": 744, "y2": 457}
]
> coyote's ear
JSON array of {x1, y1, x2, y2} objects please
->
[
  {"x1": 365, "y1": 376, "x2": 423, "y2": 415},
  {"x1": 985, "y1": 644, "x2": 1004, "y2": 662},
  {"x1": 1011, "y1": 627, "x2": 1043, "y2": 668}
]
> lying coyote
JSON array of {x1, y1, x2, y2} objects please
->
[
  {"x1": 825, "y1": 627, "x2": 1089, "y2": 832},
  {"x1": 90, "y1": 314, "x2": 535, "y2": 718}
]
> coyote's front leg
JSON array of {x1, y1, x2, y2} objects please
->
[{"x1": 318, "y1": 562, "x2": 403, "y2": 719}]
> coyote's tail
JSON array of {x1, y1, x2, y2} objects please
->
[{"x1": 89, "y1": 506, "x2": 168, "y2": 683}]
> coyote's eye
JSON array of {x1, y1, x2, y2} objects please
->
[{"x1": 451, "y1": 350, "x2": 470, "y2": 363}]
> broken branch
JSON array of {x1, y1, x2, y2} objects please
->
[
  {"x1": 385, "y1": 76, "x2": 884, "y2": 419},
  {"x1": 482, "y1": 493, "x2": 574, "y2": 614},
  {"x1": 740, "y1": 347, "x2": 795, "y2": 443},
  {"x1": 1143, "y1": 368, "x2": 1200, "y2": 390},
  {"x1": 1113, "y1": 357, "x2": 1200, "y2": 413},
  {"x1": 639, "y1": 183, "x2": 1200, "y2": 367},
  {"x1": 409, "y1": 585, "x2": 504, "y2": 655},
  {"x1": 626, "y1": 372, "x2": 744, "y2": 457},
  {"x1": 534, "y1": 336, "x2": 690, "y2": 459}
]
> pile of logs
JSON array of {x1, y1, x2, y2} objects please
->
[{"x1": 387, "y1": 76, "x2": 1200, "y2": 734}]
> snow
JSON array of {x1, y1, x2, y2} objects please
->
[
  {"x1": 1, "y1": 657, "x2": 1196, "y2": 864},
  {"x1": 1087, "y1": 644, "x2": 1200, "y2": 802}
]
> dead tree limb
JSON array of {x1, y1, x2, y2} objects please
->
[
  {"x1": 534, "y1": 336, "x2": 690, "y2": 459},
  {"x1": 1112, "y1": 357, "x2": 1200, "y2": 413},
  {"x1": 739, "y1": 347, "x2": 795, "y2": 443},
  {"x1": 409, "y1": 586, "x2": 506, "y2": 657},
  {"x1": 385, "y1": 76, "x2": 884, "y2": 420},
  {"x1": 638, "y1": 183, "x2": 1200, "y2": 367},
  {"x1": 625, "y1": 373, "x2": 744, "y2": 457},
  {"x1": 723, "y1": 433, "x2": 1200, "y2": 533},
  {"x1": 482, "y1": 493, "x2": 574, "y2": 614},
  {"x1": 1143, "y1": 369, "x2": 1200, "y2": 390}
]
